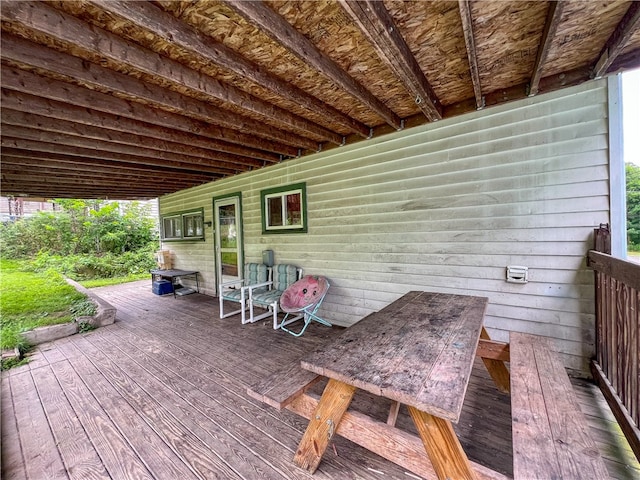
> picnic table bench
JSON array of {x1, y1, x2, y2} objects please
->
[{"x1": 248, "y1": 292, "x2": 609, "y2": 480}]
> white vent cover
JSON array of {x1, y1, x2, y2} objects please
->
[{"x1": 506, "y1": 266, "x2": 528, "y2": 284}]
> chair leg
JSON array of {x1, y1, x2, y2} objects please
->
[{"x1": 280, "y1": 315, "x2": 311, "y2": 337}]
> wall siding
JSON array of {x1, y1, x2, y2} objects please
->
[{"x1": 160, "y1": 80, "x2": 610, "y2": 373}]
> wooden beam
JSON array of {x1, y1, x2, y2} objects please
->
[
  {"x1": 1, "y1": 112, "x2": 256, "y2": 172},
  {"x1": 90, "y1": 0, "x2": 371, "y2": 138},
  {"x1": 339, "y1": 0, "x2": 442, "y2": 121},
  {"x1": 1, "y1": 170, "x2": 203, "y2": 190},
  {"x1": 0, "y1": 33, "x2": 319, "y2": 152},
  {"x1": 225, "y1": 0, "x2": 403, "y2": 130},
  {"x1": 2, "y1": 155, "x2": 213, "y2": 184},
  {"x1": 288, "y1": 392, "x2": 509, "y2": 480},
  {"x1": 458, "y1": 0, "x2": 483, "y2": 109},
  {"x1": 529, "y1": 1, "x2": 566, "y2": 96},
  {"x1": 1, "y1": 1, "x2": 344, "y2": 146},
  {"x1": 1, "y1": 91, "x2": 278, "y2": 164},
  {"x1": 0, "y1": 181, "x2": 172, "y2": 200},
  {"x1": 1, "y1": 66, "x2": 299, "y2": 158},
  {"x1": 1, "y1": 125, "x2": 243, "y2": 176},
  {"x1": 592, "y1": 2, "x2": 640, "y2": 78},
  {"x1": 0, "y1": 137, "x2": 231, "y2": 177},
  {"x1": 1, "y1": 91, "x2": 279, "y2": 164},
  {"x1": 607, "y1": 47, "x2": 640, "y2": 74}
]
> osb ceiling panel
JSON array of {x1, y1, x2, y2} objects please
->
[{"x1": 1, "y1": 0, "x2": 639, "y2": 199}]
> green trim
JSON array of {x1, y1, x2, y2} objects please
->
[
  {"x1": 260, "y1": 182, "x2": 308, "y2": 235},
  {"x1": 160, "y1": 207, "x2": 205, "y2": 242}
]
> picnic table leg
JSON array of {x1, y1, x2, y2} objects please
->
[
  {"x1": 293, "y1": 378, "x2": 356, "y2": 473},
  {"x1": 408, "y1": 406, "x2": 478, "y2": 480},
  {"x1": 480, "y1": 327, "x2": 510, "y2": 393}
]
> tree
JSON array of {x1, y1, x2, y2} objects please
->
[{"x1": 627, "y1": 163, "x2": 640, "y2": 249}]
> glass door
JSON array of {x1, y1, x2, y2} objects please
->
[{"x1": 214, "y1": 195, "x2": 243, "y2": 290}]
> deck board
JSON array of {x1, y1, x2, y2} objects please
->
[{"x1": 2, "y1": 279, "x2": 639, "y2": 479}]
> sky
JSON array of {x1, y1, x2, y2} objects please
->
[{"x1": 623, "y1": 68, "x2": 640, "y2": 166}]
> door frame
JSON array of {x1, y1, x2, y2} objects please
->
[{"x1": 213, "y1": 192, "x2": 244, "y2": 295}]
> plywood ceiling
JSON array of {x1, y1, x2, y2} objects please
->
[{"x1": 1, "y1": 0, "x2": 639, "y2": 199}]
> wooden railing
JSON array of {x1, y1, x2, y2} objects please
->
[{"x1": 588, "y1": 238, "x2": 640, "y2": 460}]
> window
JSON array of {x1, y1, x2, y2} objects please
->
[
  {"x1": 161, "y1": 208, "x2": 204, "y2": 241},
  {"x1": 261, "y1": 182, "x2": 307, "y2": 234}
]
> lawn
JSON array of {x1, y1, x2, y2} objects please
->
[{"x1": 0, "y1": 259, "x2": 88, "y2": 351}]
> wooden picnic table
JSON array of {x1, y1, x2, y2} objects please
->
[{"x1": 295, "y1": 290, "x2": 491, "y2": 480}]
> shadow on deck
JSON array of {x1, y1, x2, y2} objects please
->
[{"x1": 2, "y1": 280, "x2": 638, "y2": 479}]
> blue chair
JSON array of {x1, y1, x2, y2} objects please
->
[
  {"x1": 246, "y1": 264, "x2": 303, "y2": 329},
  {"x1": 219, "y1": 263, "x2": 270, "y2": 324}
]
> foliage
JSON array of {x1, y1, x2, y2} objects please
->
[
  {"x1": 0, "y1": 199, "x2": 158, "y2": 279},
  {"x1": 0, "y1": 199, "x2": 158, "y2": 258},
  {"x1": 627, "y1": 163, "x2": 640, "y2": 250},
  {"x1": 27, "y1": 246, "x2": 157, "y2": 281},
  {"x1": 0, "y1": 259, "x2": 86, "y2": 350},
  {"x1": 70, "y1": 299, "x2": 97, "y2": 317}
]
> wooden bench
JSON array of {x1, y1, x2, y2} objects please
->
[
  {"x1": 246, "y1": 359, "x2": 321, "y2": 410},
  {"x1": 510, "y1": 332, "x2": 609, "y2": 479}
]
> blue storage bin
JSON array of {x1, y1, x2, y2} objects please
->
[{"x1": 152, "y1": 280, "x2": 173, "y2": 295}]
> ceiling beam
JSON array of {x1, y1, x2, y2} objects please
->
[
  {"x1": 1, "y1": 91, "x2": 280, "y2": 164},
  {"x1": 0, "y1": 123, "x2": 247, "y2": 176},
  {"x1": 225, "y1": 0, "x2": 403, "y2": 130},
  {"x1": 0, "y1": 180, "x2": 174, "y2": 200},
  {"x1": 2, "y1": 155, "x2": 214, "y2": 184},
  {"x1": 1, "y1": 66, "x2": 299, "y2": 158},
  {"x1": 608, "y1": 47, "x2": 640, "y2": 74},
  {"x1": 592, "y1": 1, "x2": 640, "y2": 78},
  {"x1": 458, "y1": 0, "x2": 483, "y2": 109},
  {"x1": 528, "y1": 1, "x2": 566, "y2": 96},
  {"x1": 1, "y1": 169, "x2": 200, "y2": 191},
  {"x1": 0, "y1": 33, "x2": 319, "y2": 152},
  {"x1": 0, "y1": 1, "x2": 344, "y2": 146},
  {"x1": 1, "y1": 110, "x2": 258, "y2": 172},
  {"x1": 2, "y1": 150, "x2": 217, "y2": 184},
  {"x1": 339, "y1": 0, "x2": 442, "y2": 121},
  {"x1": 0, "y1": 136, "x2": 229, "y2": 177},
  {"x1": 89, "y1": 0, "x2": 371, "y2": 139}
]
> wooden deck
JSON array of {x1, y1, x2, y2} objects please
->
[{"x1": 2, "y1": 280, "x2": 639, "y2": 479}]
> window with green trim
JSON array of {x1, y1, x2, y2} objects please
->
[
  {"x1": 161, "y1": 208, "x2": 204, "y2": 241},
  {"x1": 261, "y1": 183, "x2": 307, "y2": 234}
]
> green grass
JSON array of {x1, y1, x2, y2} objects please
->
[
  {"x1": 0, "y1": 259, "x2": 86, "y2": 350},
  {"x1": 80, "y1": 272, "x2": 150, "y2": 288}
]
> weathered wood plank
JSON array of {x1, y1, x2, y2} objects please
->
[
  {"x1": 48, "y1": 358, "x2": 155, "y2": 479},
  {"x1": 247, "y1": 361, "x2": 321, "y2": 410},
  {"x1": 511, "y1": 332, "x2": 609, "y2": 479},
  {"x1": 302, "y1": 292, "x2": 487, "y2": 421},
  {"x1": 0, "y1": 375, "x2": 28, "y2": 480},
  {"x1": 9, "y1": 369, "x2": 69, "y2": 479},
  {"x1": 29, "y1": 366, "x2": 111, "y2": 480}
]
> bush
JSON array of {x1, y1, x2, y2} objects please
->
[
  {"x1": 0, "y1": 200, "x2": 158, "y2": 259},
  {"x1": 26, "y1": 246, "x2": 157, "y2": 281}
]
